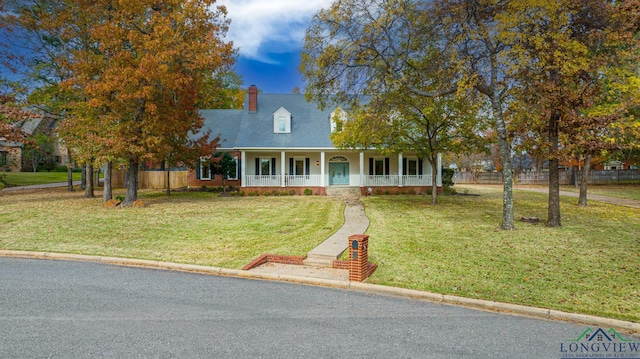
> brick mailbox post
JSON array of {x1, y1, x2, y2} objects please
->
[{"x1": 348, "y1": 234, "x2": 370, "y2": 282}]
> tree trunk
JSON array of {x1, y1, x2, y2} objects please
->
[
  {"x1": 103, "y1": 162, "x2": 112, "y2": 202},
  {"x1": 578, "y1": 154, "x2": 591, "y2": 206},
  {"x1": 166, "y1": 161, "x2": 171, "y2": 196},
  {"x1": 84, "y1": 163, "x2": 94, "y2": 198},
  {"x1": 490, "y1": 94, "x2": 515, "y2": 230},
  {"x1": 547, "y1": 110, "x2": 561, "y2": 227},
  {"x1": 122, "y1": 158, "x2": 138, "y2": 206},
  {"x1": 66, "y1": 151, "x2": 74, "y2": 191},
  {"x1": 429, "y1": 156, "x2": 438, "y2": 205},
  {"x1": 80, "y1": 164, "x2": 86, "y2": 190}
]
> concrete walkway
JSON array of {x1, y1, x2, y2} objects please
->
[
  {"x1": 2, "y1": 181, "x2": 80, "y2": 192},
  {"x1": 304, "y1": 199, "x2": 369, "y2": 265},
  {"x1": 248, "y1": 199, "x2": 369, "y2": 280}
]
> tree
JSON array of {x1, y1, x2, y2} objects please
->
[
  {"x1": 504, "y1": 0, "x2": 640, "y2": 220},
  {"x1": 332, "y1": 93, "x2": 486, "y2": 204},
  {"x1": 159, "y1": 129, "x2": 219, "y2": 196},
  {"x1": 14, "y1": 0, "x2": 235, "y2": 206},
  {"x1": 211, "y1": 151, "x2": 236, "y2": 190},
  {"x1": 302, "y1": 0, "x2": 519, "y2": 228},
  {"x1": 0, "y1": 93, "x2": 30, "y2": 146},
  {"x1": 22, "y1": 132, "x2": 54, "y2": 172}
]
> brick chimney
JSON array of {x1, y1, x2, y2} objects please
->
[{"x1": 248, "y1": 85, "x2": 258, "y2": 113}]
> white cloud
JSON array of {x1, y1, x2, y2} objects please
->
[{"x1": 216, "y1": 0, "x2": 332, "y2": 63}]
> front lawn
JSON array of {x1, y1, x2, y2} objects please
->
[
  {"x1": 362, "y1": 186, "x2": 640, "y2": 322},
  {"x1": 0, "y1": 189, "x2": 344, "y2": 269},
  {"x1": 1, "y1": 171, "x2": 81, "y2": 187},
  {"x1": 2, "y1": 186, "x2": 638, "y2": 323}
]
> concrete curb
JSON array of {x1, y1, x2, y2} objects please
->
[{"x1": 1, "y1": 250, "x2": 638, "y2": 333}]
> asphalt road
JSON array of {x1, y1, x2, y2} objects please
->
[{"x1": 1, "y1": 258, "x2": 637, "y2": 358}]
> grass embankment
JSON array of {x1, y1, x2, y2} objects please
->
[
  {"x1": 2, "y1": 185, "x2": 638, "y2": 322},
  {"x1": 362, "y1": 185, "x2": 639, "y2": 322},
  {"x1": 559, "y1": 184, "x2": 640, "y2": 201},
  {"x1": 0, "y1": 189, "x2": 344, "y2": 269},
  {"x1": 1, "y1": 171, "x2": 81, "y2": 187}
]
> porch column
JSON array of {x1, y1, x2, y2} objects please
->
[
  {"x1": 437, "y1": 153, "x2": 442, "y2": 186},
  {"x1": 241, "y1": 150, "x2": 246, "y2": 187},
  {"x1": 398, "y1": 153, "x2": 403, "y2": 187},
  {"x1": 359, "y1": 151, "x2": 365, "y2": 187},
  {"x1": 320, "y1": 151, "x2": 325, "y2": 187},
  {"x1": 281, "y1": 151, "x2": 286, "y2": 187}
]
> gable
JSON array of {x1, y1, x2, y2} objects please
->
[{"x1": 273, "y1": 107, "x2": 291, "y2": 134}]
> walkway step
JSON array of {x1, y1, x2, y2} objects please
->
[
  {"x1": 301, "y1": 257, "x2": 335, "y2": 268},
  {"x1": 325, "y1": 186, "x2": 361, "y2": 198},
  {"x1": 305, "y1": 200, "x2": 369, "y2": 267}
]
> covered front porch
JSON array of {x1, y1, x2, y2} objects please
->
[{"x1": 239, "y1": 149, "x2": 442, "y2": 194}]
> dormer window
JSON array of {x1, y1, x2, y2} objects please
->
[
  {"x1": 273, "y1": 107, "x2": 291, "y2": 133},
  {"x1": 330, "y1": 107, "x2": 347, "y2": 132}
]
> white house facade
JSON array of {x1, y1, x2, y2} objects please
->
[{"x1": 189, "y1": 85, "x2": 442, "y2": 195}]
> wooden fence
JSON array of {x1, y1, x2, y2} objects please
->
[
  {"x1": 454, "y1": 169, "x2": 640, "y2": 185},
  {"x1": 111, "y1": 170, "x2": 189, "y2": 189}
]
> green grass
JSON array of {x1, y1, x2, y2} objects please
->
[
  {"x1": 0, "y1": 189, "x2": 344, "y2": 269},
  {"x1": 559, "y1": 184, "x2": 640, "y2": 201},
  {"x1": 361, "y1": 186, "x2": 640, "y2": 322},
  {"x1": 1, "y1": 171, "x2": 81, "y2": 187},
  {"x1": 2, "y1": 186, "x2": 638, "y2": 323}
]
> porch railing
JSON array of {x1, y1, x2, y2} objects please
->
[
  {"x1": 285, "y1": 175, "x2": 321, "y2": 187},
  {"x1": 402, "y1": 175, "x2": 433, "y2": 186},
  {"x1": 244, "y1": 175, "x2": 322, "y2": 187},
  {"x1": 244, "y1": 174, "x2": 434, "y2": 187},
  {"x1": 365, "y1": 175, "x2": 399, "y2": 187},
  {"x1": 245, "y1": 175, "x2": 281, "y2": 187},
  {"x1": 365, "y1": 175, "x2": 433, "y2": 187}
]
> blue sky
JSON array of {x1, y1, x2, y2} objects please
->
[
  {"x1": 218, "y1": 0, "x2": 333, "y2": 94},
  {"x1": 0, "y1": 1, "x2": 333, "y2": 94}
]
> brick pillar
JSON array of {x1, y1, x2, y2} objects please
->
[{"x1": 348, "y1": 234, "x2": 369, "y2": 282}]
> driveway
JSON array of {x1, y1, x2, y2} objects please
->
[{"x1": 3, "y1": 258, "x2": 637, "y2": 358}]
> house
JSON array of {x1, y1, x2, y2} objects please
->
[
  {"x1": 188, "y1": 85, "x2": 442, "y2": 195},
  {"x1": 0, "y1": 116, "x2": 69, "y2": 172}
]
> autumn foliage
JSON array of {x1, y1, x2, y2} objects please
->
[{"x1": 16, "y1": 0, "x2": 235, "y2": 204}]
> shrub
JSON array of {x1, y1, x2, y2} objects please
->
[
  {"x1": 303, "y1": 188, "x2": 313, "y2": 196},
  {"x1": 375, "y1": 189, "x2": 383, "y2": 195},
  {"x1": 115, "y1": 195, "x2": 125, "y2": 201},
  {"x1": 289, "y1": 189, "x2": 296, "y2": 196},
  {"x1": 443, "y1": 186, "x2": 457, "y2": 195},
  {"x1": 52, "y1": 166, "x2": 69, "y2": 172},
  {"x1": 442, "y1": 168, "x2": 455, "y2": 188},
  {"x1": 263, "y1": 191, "x2": 271, "y2": 196}
]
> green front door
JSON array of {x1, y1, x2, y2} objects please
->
[{"x1": 329, "y1": 162, "x2": 349, "y2": 185}]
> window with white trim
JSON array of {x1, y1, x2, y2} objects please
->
[
  {"x1": 374, "y1": 159, "x2": 385, "y2": 175},
  {"x1": 407, "y1": 159, "x2": 418, "y2": 176},
  {"x1": 273, "y1": 107, "x2": 291, "y2": 133},
  {"x1": 260, "y1": 158, "x2": 272, "y2": 175},
  {"x1": 200, "y1": 158, "x2": 211, "y2": 180},
  {"x1": 294, "y1": 158, "x2": 305, "y2": 176},
  {"x1": 227, "y1": 157, "x2": 239, "y2": 180}
]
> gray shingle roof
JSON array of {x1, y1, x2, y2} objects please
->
[
  {"x1": 199, "y1": 109, "x2": 243, "y2": 149},
  {"x1": 198, "y1": 94, "x2": 336, "y2": 150}
]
